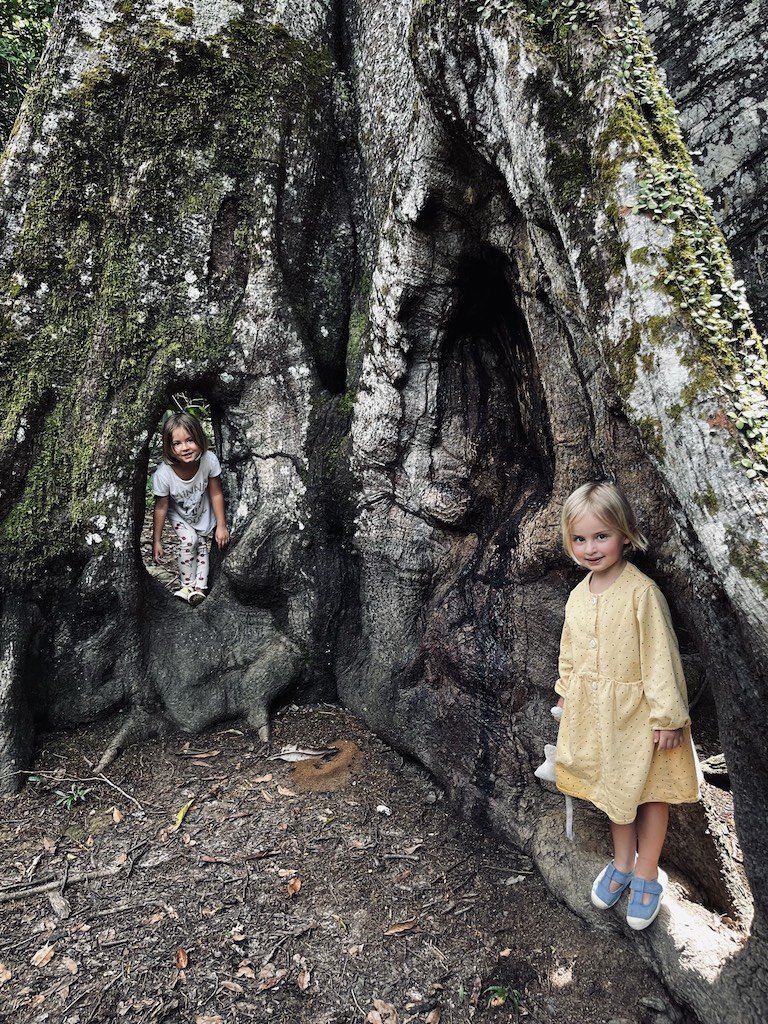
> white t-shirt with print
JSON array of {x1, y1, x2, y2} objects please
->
[{"x1": 152, "y1": 450, "x2": 222, "y2": 536}]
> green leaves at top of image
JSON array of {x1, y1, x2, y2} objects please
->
[{"x1": 0, "y1": 0, "x2": 55, "y2": 144}]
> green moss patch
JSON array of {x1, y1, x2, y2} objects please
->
[
  {"x1": 471, "y1": 0, "x2": 767, "y2": 480},
  {"x1": 728, "y1": 532, "x2": 768, "y2": 599},
  {"x1": 0, "y1": 13, "x2": 334, "y2": 574}
]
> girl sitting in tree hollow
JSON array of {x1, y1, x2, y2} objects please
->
[{"x1": 152, "y1": 411, "x2": 229, "y2": 606}]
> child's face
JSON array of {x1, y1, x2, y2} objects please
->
[
  {"x1": 569, "y1": 509, "x2": 629, "y2": 576},
  {"x1": 170, "y1": 426, "x2": 202, "y2": 464}
]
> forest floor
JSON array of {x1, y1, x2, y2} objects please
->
[{"x1": 0, "y1": 705, "x2": 686, "y2": 1024}]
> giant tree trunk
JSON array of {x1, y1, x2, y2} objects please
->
[{"x1": 1, "y1": 1, "x2": 767, "y2": 1019}]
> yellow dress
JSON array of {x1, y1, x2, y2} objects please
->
[{"x1": 554, "y1": 561, "x2": 700, "y2": 824}]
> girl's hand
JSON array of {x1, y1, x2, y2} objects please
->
[
  {"x1": 654, "y1": 728, "x2": 683, "y2": 750},
  {"x1": 153, "y1": 539, "x2": 164, "y2": 563},
  {"x1": 215, "y1": 524, "x2": 230, "y2": 549},
  {"x1": 556, "y1": 697, "x2": 565, "y2": 708}
]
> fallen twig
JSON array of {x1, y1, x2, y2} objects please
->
[
  {"x1": 262, "y1": 922, "x2": 317, "y2": 966},
  {"x1": 18, "y1": 768, "x2": 145, "y2": 812},
  {"x1": 199, "y1": 849, "x2": 279, "y2": 865},
  {"x1": 127, "y1": 840, "x2": 149, "y2": 879},
  {"x1": 0, "y1": 864, "x2": 121, "y2": 904}
]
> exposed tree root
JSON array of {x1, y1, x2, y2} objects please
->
[{"x1": 94, "y1": 709, "x2": 169, "y2": 774}]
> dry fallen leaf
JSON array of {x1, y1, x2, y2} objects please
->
[
  {"x1": 367, "y1": 1013, "x2": 383, "y2": 1024},
  {"x1": 115, "y1": 852, "x2": 128, "y2": 866},
  {"x1": 257, "y1": 968, "x2": 287, "y2": 992},
  {"x1": 277, "y1": 786, "x2": 296, "y2": 797},
  {"x1": 277, "y1": 868, "x2": 297, "y2": 878},
  {"x1": 48, "y1": 892, "x2": 71, "y2": 920},
  {"x1": 42, "y1": 837, "x2": 56, "y2": 854},
  {"x1": 173, "y1": 798, "x2": 195, "y2": 829},
  {"x1": 231, "y1": 926, "x2": 246, "y2": 943},
  {"x1": 469, "y1": 975, "x2": 482, "y2": 1008},
  {"x1": 286, "y1": 878, "x2": 302, "y2": 898},
  {"x1": 268, "y1": 745, "x2": 337, "y2": 762},
  {"x1": 221, "y1": 980, "x2": 244, "y2": 994},
  {"x1": 62, "y1": 956, "x2": 78, "y2": 975},
  {"x1": 371, "y1": 1000, "x2": 398, "y2": 1024},
  {"x1": 425, "y1": 1009, "x2": 442, "y2": 1024},
  {"x1": 112, "y1": 807, "x2": 124, "y2": 824},
  {"x1": 297, "y1": 968, "x2": 311, "y2": 991},
  {"x1": 30, "y1": 943, "x2": 55, "y2": 968},
  {"x1": 252, "y1": 773, "x2": 273, "y2": 784},
  {"x1": 175, "y1": 948, "x2": 189, "y2": 969},
  {"x1": 261, "y1": 791, "x2": 274, "y2": 804},
  {"x1": 0, "y1": 964, "x2": 11, "y2": 986},
  {"x1": 236, "y1": 960, "x2": 256, "y2": 979},
  {"x1": 195, "y1": 1016, "x2": 223, "y2": 1024},
  {"x1": 383, "y1": 917, "x2": 417, "y2": 936}
]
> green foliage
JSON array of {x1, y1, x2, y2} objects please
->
[
  {"x1": 476, "y1": 0, "x2": 601, "y2": 40},
  {"x1": 484, "y1": 984, "x2": 523, "y2": 1014},
  {"x1": 0, "y1": 0, "x2": 53, "y2": 142},
  {"x1": 55, "y1": 784, "x2": 92, "y2": 809}
]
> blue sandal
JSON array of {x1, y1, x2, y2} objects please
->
[
  {"x1": 626, "y1": 869, "x2": 668, "y2": 930},
  {"x1": 591, "y1": 862, "x2": 633, "y2": 909}
]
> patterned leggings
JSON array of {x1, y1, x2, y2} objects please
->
[{"x1": 171, "y1": 520, "x2": 210, "y2": 590}]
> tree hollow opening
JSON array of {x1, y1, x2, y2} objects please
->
[{"x1": 139, "y1": 393, "x2": 225, "y2": 600}]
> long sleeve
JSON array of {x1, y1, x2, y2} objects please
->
[
  {"x1": 637, "y1": 585, "x2": 691, "y2": 731},
  {"x1": 554, "y1": 615, "x2": 573, "y2": 697}
]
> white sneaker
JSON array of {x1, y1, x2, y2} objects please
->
[{"x1": 173, "y1": 585, "x2": 192, "y2": 601}]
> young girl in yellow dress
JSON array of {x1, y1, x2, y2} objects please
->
[{"x1": 555, "y1": 482, "x2": 700, "y2": 929}]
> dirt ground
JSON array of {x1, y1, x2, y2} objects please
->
[{"x1": 0, "y1": 705, "x2": 686, "y2": 1024}]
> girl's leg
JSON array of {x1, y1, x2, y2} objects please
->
[
  {"x1": 173, "y1": 521, "x2": 197, "y2": 589},
  {"x1": 609, "y1": 820, "x2": 637, "y2": 890},
  {"x1": 634, "y1": 801, "x2": 669, "y2": 902},
  {"x1": 193, "y1": 534, "x2": 209, "y2": 591}
]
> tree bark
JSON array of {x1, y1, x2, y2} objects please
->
[{"x1": 1, "y1": 0, "x2": 767, "y2": 1018}]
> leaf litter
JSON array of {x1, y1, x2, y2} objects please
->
[{"x1": 0, "y1": 705, "x2": 675, "y2": 1023}]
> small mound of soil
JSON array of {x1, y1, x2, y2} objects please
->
[{"x1": 291, "y1": 740, "x2": 363, "y2": 792}]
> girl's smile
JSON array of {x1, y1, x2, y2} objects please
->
[
  {"x1": 171, "y1": 427, "x2": 202, "y2": 463},
  {"x1": 569, "y1": 510, "x2": 629, "y2": 586}
]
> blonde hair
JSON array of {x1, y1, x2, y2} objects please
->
[
  {"x1": 561, "y1": 481, "x2": 648, "y2": 561},
  {"x1": 161, "y1": 411, "x2": 209, "y2": 465}
]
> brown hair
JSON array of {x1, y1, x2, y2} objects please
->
[
  {"x1": 161, "y1": 411, "x2": 209, "y2": 465},
  {"x1": 561, "y1": 481, "x2": 648, "y2": 561}
]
